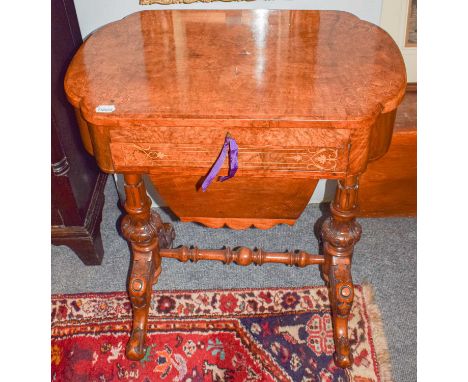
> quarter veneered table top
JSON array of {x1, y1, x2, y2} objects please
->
[{"x1": 65, "y1": 10, "x2": 406, "y2": 128}]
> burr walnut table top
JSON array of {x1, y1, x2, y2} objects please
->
[
  {"x1": 64, "y1": 10, "x2": 406, "y2": 229},
  {"x1": 65, "y1": 10, "x2": 406, "y2": 129}
]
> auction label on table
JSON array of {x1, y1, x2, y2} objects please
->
[{"x1": 96, "y1": 105, "x2": 116, "y2": 113}]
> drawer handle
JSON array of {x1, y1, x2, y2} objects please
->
[{"x1": 201, "y1": 133, "x2": 238, "y2": 192}]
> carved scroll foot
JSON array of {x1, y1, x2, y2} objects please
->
[
  {"x1": 125, "y1": 242, "x2": 161, "y2": 361},
  {"x1": 127, "y1": 327, "x2": 146, "y2": 361},
  {"x1": 328, "y1": 262, "x2": 354, "y2": 368}
]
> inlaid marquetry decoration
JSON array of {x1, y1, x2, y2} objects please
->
[
  {"x1": 110, "y1": 142, "x2": 347, "y2": 173},
  {"x1": 140, "y1": 0, "x2": 254, "y2": 4}
]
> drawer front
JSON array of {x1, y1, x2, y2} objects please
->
[{"x1": 109, "y1": 126, "x2": 351, "y2": 174}]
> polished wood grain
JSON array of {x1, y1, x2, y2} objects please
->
[
  {"x1": 65, "y1": 10, "x2": 405, "y2": 126},
  {"x1": 110, "y1": 126, "x2": 351, "y2": 174},
  {"x1": 65, "y1": 10, "x2": 406, "y2": 176},
  {"x1": 149, "y1": 174, "x2": 319, "y2": 229},
  {"x1": 65, "y1": 10, "x2": 406, "y2": 368}
]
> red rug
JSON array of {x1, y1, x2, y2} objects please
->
[{"x1": 51, "y1": 285, "x2": 392, "y2": 382}]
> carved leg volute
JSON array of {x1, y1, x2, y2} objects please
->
[
  {"x1": 124, "y1": 240, "x2": 159, "y2": 360},
  {"x1": 150, "y1": 212, "x2": 176, "y2": 250},
  {"x1": 321, "y1": 176, "x2": 362, "y2": 368},
  {"x1": 121, "y1": 174, "x2": 170, "y2": 360}
]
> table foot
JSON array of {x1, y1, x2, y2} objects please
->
[
  {"x1": 328, "y1": 262, "x2": 354, "y2": 368},
  {"x1": 124, "y1": 241, "x2": 161, "y2": 361},
  {"x1": 126, "y1": 328, "x2": 147, "y2": 361}
]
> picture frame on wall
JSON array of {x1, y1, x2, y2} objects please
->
[
  {"x1": 405, "y1": 0, "x2": 417, "y2": 47},
  {"x1": 140, "y1": 0, "x2": 255, "y2": 4}
]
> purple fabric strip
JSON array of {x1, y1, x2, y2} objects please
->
[{"x1": 201, "y1": 134, "x2": 238, "y2": 192}]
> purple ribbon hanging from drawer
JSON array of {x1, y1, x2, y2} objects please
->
[{"x1": 201, "y1": 133, "x2": 238, "y2": 192}]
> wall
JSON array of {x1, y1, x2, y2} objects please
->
[
  {"x1": 73, "y1": 0, "x2": 383, "y2": 205},
  {"x1": 74, "y1": 0, "x2": 382, "y2": 38},
  {"x1": 380, "y1": 0, "x2": 416, "y2": 82}
]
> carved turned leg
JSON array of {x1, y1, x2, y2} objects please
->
[
  {"x1": 321, "y1": 175, "x2": 362, "y2": 368},
  {"x1": 121, "y1": 174, "x2": 174, "y2": 360}
]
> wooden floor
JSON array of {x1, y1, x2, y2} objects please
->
[
  {"x1": 394, "y1": 90, "x2": 417, "y2": 133},
  {"x1": 358, "y1": 87, "x2": 417, "y2": 217}
]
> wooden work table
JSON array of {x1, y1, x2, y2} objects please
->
[{"x1": 65, "y1": 10, "x2": 406, "y2": 368}]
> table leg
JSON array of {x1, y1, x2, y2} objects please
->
[
  {"x1": 321, "y1": 175, "x2": 362, "y2": 368},
  {"x1": 120, "y1": 174, "x2": 174, "y2": 360}
]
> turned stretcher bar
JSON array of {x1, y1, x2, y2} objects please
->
[{"x1": 160, "y1": 246, "x2": 324, "y2": 267}]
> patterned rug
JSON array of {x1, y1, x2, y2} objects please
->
[{"x1": 51, "y1": 285, "x2": 392, "y2": 382}]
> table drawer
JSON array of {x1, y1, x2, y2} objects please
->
[{"x1": 109, "y1": 125, "x2": 351, "y2": 175}]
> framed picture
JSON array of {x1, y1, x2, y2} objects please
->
[
  {"x1": 140, "y1": 0, "x2": 255, "y2": 4},
  {"x1": 405, "y1": 0, "x2": 417, "y2": 47},
  {"x1": 381, "y1": 0, "x2": 417, "y2": 82}
]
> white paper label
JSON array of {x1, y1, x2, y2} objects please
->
[{"x1": 96, "y1": 105, "x2": 115, "y2": 113}]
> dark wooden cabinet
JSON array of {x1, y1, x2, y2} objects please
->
[{"x1": 51, "y1": 0, "x2": 107, "y2": 265}]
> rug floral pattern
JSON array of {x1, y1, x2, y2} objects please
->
[{"x1": 52, "y1": 285, "x2": 384, "y2": 381}]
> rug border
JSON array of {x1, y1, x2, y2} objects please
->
[
  {"x1": 361, "y1": 283, "x2": 394, "y2": 382},
  {"x1": 51, "y1": 284, "x2": 363, "y2": 300},
  {"x1": 52, "y1": 284, "x2": 394, "y2": 381}
]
